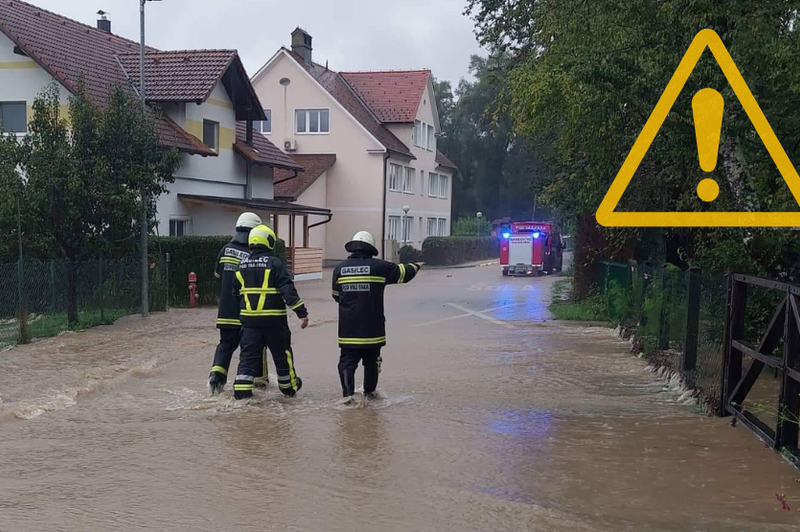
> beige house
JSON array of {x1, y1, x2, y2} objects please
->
[{"x1": 252, "y1": 28, "x2": 457, "y2": 262}]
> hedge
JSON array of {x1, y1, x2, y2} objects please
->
[
  {"x1": 146, "y1": 236, "x2": 285, "y2": 307},
  {"x1": 421, "y1": 236, "x2": 500, "y2": 266}
]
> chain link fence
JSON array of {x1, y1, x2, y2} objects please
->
[
  {"x1": 594, "y1": 260, "x2": 728, "y2": 409},
  {"x1": 0, "y1": 258, "x2": 167, "y2": 347}
]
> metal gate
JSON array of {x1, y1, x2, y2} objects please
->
[{"x1": 721, "y1": 274, "x2": 800, "y2": 466}]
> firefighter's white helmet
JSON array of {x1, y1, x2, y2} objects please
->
[
  {"x1": 236, "y1": 212, "x2": 262, "y2": 230},
  {"x1": 345, "y1": 231, "x2": 378, "y2": 255}
]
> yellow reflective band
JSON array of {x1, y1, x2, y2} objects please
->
[
  {"x1": 216, "y1": 318, "x2": 241, "y2": 326},
  {"x1": 338, "y1": 336, "x2": 386, "y2": 345},
  {"x1": 332, "y1": 291, "x2": 339, "y2": 297},
  {"x1": 239, "y1": 288, "x2": 279, "y2": 294},
  {"x1": 214, "y1": 272, "x2": 221, "y2": 278},
  {"x1": 409, "y1": 263, "x2": 420, "y2": 272},
  {"x1": 219, "y1": 257, "x2": 241, "y2": 264},
  {"x1": 233, "y1": 384, "x2": 254, "y2": 391},
  {"x1": 398, "y1": 264, "x2": 406, "y2": 284},
  {"x1": 337, "y1": 276, "x2": 386, "y2": 284},
  {"x1": 236, "y1": 271, "x2": 252, "y2": 312},
  {"x1": 285, "y1": 350, "x2": 298, "y2": 391},
  {"x1": 211, "y1": 365, "x2": 228, "y2": 376},
  {"x1": 290, "y1": 299, "x2": 305, "y2": 310},
  {"x1": 256, "y1": 269, "x2": 272, "y2": 312},
  {"x1": 240, "y1": 309, "x2": 288, "y2": 316}
]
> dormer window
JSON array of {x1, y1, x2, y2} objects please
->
[{"x1": 203, "y1": 119, "x2": 219, "y2": 151}]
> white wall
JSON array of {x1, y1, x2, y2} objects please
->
[{"x1": 252, "y1": 51, "x2": 385, "y2": 261}]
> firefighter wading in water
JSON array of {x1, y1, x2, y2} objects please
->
[
  {"x1": 332, "y1": 231, "x2": 420, "y2": 402},
  {"x1": 208, "y1": 212, "x2": 269, "y2": 394},
  {"x1": 232, "y1": 224, "x2": 308, "y2": 399}
]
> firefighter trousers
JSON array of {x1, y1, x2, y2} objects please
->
[
  {"x1": 338, "y1": 348, "x2": 382, "y2": 397},
  {"x1": 234, "y1": 322, "x2": 301, "y2": 399},
  {"x1": 210, "y1": 328, "x2": 267, "y2": 383}
]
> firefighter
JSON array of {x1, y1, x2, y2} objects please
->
[
  {"x1": 332, "y1": 231, "x2": 421, "y2": 402},
  {"x1": 208, "y1": 212, "x2": 268, "y2": 394},
  {"x1": 232, "y1": 224, "x2": 308, "y2": 399}
]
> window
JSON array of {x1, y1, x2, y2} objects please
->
[
  {"x1": 203, "y1": 120, "x2": 219, "y2": 151},
  {"x1": 0, "y1": 101, "x2": 26, "y2": 133},
  {"x1": 439, "y1": 175, "x2": 449, "y2": 198},
  {"x1": 295, "y1": 109, "x2": 329, "y2": 134},
  {"x1": 413, "y1": 120, "x2": 420, "y2": 146},
  {"x1": 388, "y1": 216, "x2": 401, "y2": 241},
  {"x1": 438, "y1": 218, "x2": 447, "y2": 237},
  {"x1": 252, "y1": 109, "x2": 271, "y2": 134},
  {"x1": 427, "y1": 217, "x2": 437, "y2": 237},
  {"x1": 428, "y1": 173, "x2": 439, "y2": 197},
  {"x1": 402, "y1": 216, "x2": 413, "y2": 243},
  {"x1": 169, "y1": 219, "x2": 190, "y2": 237},
  {"x1": 427, "y1": 125, "x2": 435, "y2": 150},
  {"x1": 403, "y1": 167, "x2": 415, "y2": 194},
  {"x1": 388, "y1": 163, "x2": 403, "y2": 192}
]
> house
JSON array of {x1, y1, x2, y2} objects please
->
[
  {"x1": 0, "y1": 2, "x2": 330, "y2": 278},
  {"x1": 252, "y1": 28, "x2": 458, "y2": 262}
]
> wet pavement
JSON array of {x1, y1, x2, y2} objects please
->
[{"x1": 1, "y1": 262, "x2": 799, "y2": 531}]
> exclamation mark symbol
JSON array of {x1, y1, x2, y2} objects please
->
[{"x1": 692, "y1": 88, "x2": 723, "y2": 202}]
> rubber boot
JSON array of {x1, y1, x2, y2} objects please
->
[{"x1": 208, "y1": 371, "x2": 227, "y2": 395}]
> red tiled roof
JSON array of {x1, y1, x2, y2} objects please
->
[
  {"x1": 340, "y1": 70, "x2": 430, "y2": 123},
  {"x1": 435, "y1": 149, "x2": 458, "y2": 171},
  {"x1": 234, "y1": 122, "x2": 302, "y2": 171},
  {"x1": 287, "y1": 50, "x2": 413, "y2": 158},
  {"x1": 274, "y1": 154, "x2": 336, "y2": 200},
  {"x1": 0, "y1": 1, "x2": 246, "y2": 156},
  {"x1": 117, "y1": 50, "x2": 237, "y2": 102}
]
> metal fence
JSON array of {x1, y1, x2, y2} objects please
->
[
  {"x1": 595, "y1": 260, "x2": 728, "y2": 408},
  {"x1": 0, "y1": 259, "x2": 167, "y2": 347}
]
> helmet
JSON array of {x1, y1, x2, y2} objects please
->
[
  {"x1": 236, "y1": 212, "x2": 262, "y2": 231},
  {"x1": 249, "y1": 224, "x2": 277, "y2": 250},
  {"x1": 345, "y1": 230, "x2": 378, "y2": 255}
]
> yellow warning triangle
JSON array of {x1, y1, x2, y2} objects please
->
[{"x1": 596, "y1": 29, "x2": 800, "y2": 227}]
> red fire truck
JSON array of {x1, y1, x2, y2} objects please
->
[{"x1": 499, "y1": 221, "x2": 564, "y2": 276}]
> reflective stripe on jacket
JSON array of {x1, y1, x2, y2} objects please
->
[
  {"x1": 233, "y1": 249, "x2": 308, "y2": 327},
  {"x1": 214, "y1": 234, "x2": 250, "y2": 329},
  {"x1": 332, "y1": 253, "x2": 419, "y2": 348}
]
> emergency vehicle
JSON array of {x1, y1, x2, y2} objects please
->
[{"x1": 499, "y1": 221, "x2": 563, "y2": 276}]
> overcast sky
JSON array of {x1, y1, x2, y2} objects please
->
[{"x1": 27, "y1": 0, "x2": 485, "y2": 85}]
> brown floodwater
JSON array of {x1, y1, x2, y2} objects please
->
[{"x1": 1, "y1": 264, "x2": 798, "y2": 531}]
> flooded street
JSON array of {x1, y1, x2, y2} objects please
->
[{"x1": 1, "y1": 263, "x2": 799, "y2": 531}]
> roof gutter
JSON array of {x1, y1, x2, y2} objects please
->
[
  {"x1": 273, "y1": 169, "x2": 299, "y2": 186},
  {"x1": 309, "y1": 212, "x2": 333, "y2": 229},
  {"x1": 381, "y1": 151, "x2": 389, "y2": 258}
]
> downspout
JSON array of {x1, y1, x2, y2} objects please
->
[
  {"x1": 245, "y1": 119, "x2": 254, "y2": 199},
  {"x1": 381, "y1": 152, "x2": 389, "y2": 258},
  {"x1": 309, "y1": 213, "x2": 333, "y2": 229}
]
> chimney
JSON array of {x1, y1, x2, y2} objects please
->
[
  {"x1": 291, "y1": 27, "x2": 312, "y2": 64},
  {"x1": 96, "y1": 10, "x2": 111, "y2": 33}
]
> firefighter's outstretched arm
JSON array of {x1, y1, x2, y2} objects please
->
[
  {"x1": 331, "y1": 268, "x2": 340, "y2": 302},
  {"x1": 385, "y1": 261, "x2": 421, "y2": 285},
  {"x1": 273, "y1": 259, "x2": 309, "y2": 321}
]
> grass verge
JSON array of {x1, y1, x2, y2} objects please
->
[
  {"x1": 0, "y1": 308, "x2": 131, "y2": 348},
  {"x1": 549, "y1": 278, "x2": 610, "y2": 322}
]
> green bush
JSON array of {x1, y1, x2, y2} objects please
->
[
  {"x1": 452, "y1": 217, "x2": 492, "y2": 236},
  {"x1": 146, "y1": 236, "x2": 286, "y2": 307},
  {"x1": 399, "y1": 245, "x2": 423, "y2": 263},
  {"x1": 421, "y1": 236, "x2": 499, "y2": 266}
]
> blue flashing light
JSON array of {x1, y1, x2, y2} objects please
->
[
  {"x1": 502, "y1": 232, "x2": 511, "y2": 239},
  {"x1": 532, "y1": 232, "x2": 541, "y2": 239}
]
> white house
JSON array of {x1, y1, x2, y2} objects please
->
[
  {"x1": 252, "y1": 28, "x2": 458, "y2": 262},
  {"x1": 0, "y1": 3, "x2": 330, "y2": 277}
]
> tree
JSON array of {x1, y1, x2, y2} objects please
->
[
  {"x1": 3, "y1": 82, "x2": 180, "y2": 323},
  {"x1": 467, "y1": 0, "x2": 800, "y2": 295}
]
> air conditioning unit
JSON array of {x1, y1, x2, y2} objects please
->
[{"x1": 284, "y1": 139, "x2": 297, "y2": 152}]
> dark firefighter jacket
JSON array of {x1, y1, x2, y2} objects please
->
[
  {"x1": 214, "y1": 232, "x2": 250, "y2": 328},
  {"x1": 233, "y1": 248, "x2": 308, "y2": 327},
  {"x1": 332, "y1": 253, "x2": 419, "y2": 348}
]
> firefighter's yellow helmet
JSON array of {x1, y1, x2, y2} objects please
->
[{"x1": 249, "y1": 224, "x2": 277, "y2": 250}]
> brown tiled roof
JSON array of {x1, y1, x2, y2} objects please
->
[
  {"x1": 117, "y1": 50, "x2": 236, "y2": 102},
  {"x1": 274, "y1": 154, "x2": 336, "y2": 200},
  {"x1": 435, "y1": 149, "x2": 458, "y2": 171},
  {"x1": 234, "y1": 123, "x2": 302, "y2": 171},
  {"x1": 340, "y1": 70, "x2": 430, "y2": 123},
  {"x1": 0, "y1": 1, "x2": 237, "y2": 156},
  {"x1": 287, "y1": 50, "x2": 413, "y2": 158}
]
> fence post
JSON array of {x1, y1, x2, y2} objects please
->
[
  {"x1": 721, "y1": 275, "x2": 747, "y2": 417},
  {"x1": 776, "y1": 293, "x2": 800, "y2": 451},
  {"x1": 682, "y1": 266, "x2": 701, "y2": 371},
  {"x1": 50, "y1": 261, "x2": 56, "y2": 313},
  {"x1": 165, "y1": 253, "x2": 170, "y2": 311},
  {"x1": 658, "y1": 264, "x2": 670, "y2": 350},
  {"x1": 17, "y1": 258, "x2": 29, "y2": 344},
  {"x1": 99, "y1": 256, "x2": 105, "y2": 321}
]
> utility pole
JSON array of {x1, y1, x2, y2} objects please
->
[{"x1": 139, "y1": 0, "x2": 161, "y2": 317}]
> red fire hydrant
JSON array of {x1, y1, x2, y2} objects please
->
[{"x1": 188, "y1": 272, "x2": 198, "y2": 308}]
